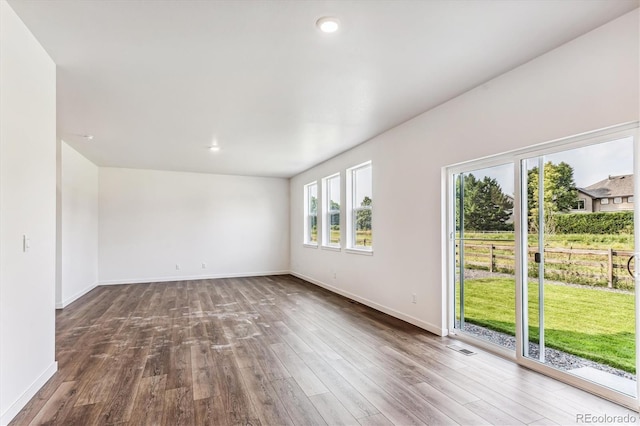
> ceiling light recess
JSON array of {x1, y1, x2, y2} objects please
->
[
  {"x1": 209, "y1": 145, "x2": 221, "y2": 152},
  {"x1": 316, "y1": 16, "x2": 340, "y2": 33}
]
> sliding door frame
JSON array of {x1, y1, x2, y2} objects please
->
[{"x1": 444, "y1": 121, "x2": 640, "y2": 410}]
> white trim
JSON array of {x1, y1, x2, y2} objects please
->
[
  {"x1": 303, "y1": 181, "x2": 319, "y2": 245},
  {"x1": 320, "y1": 245, "x2": 341, "y2": 252},
  {"x1": 56, "y1": 282, "x2": 98, "y2": 309},
  {"x1": 347, "y1": 160, "x2": 373, "y2": 171},
  {"x1": 1, "y1": 361, "x2": 58, "y2": 426},
  {"x1": 322, "y1": 173, "x2": 342, "y2": 247},
  {"x1": 303, "y1": 243, "x2": 319, "y2": 249},
  {"x1": 633, "y1": 128, "x2": 639, "y2": 404},
  {"x1": 346, "y1": 160, "x2": 373, "y2": 251},
  {"x1": 441, "y1": 167, "x2": 452, "y2": 335},
  {"x1": 345, "y1": 248, "x2": 373, "y2": 256},
  {"x1": 515, "y1": 157, "x2": 526, "y2": 360},
  {"x1": 291, "y1": 271, "x2": 446, "y2": 336},
  {"x1": 323, "y1": 172, "x2": 340, "y2": 180},
  {"x1": 98, "y1": 270, "x2": 290, "y2": 286},
  {"x1": 448, "y1": 122, "x2": 639, "y2": 174}
]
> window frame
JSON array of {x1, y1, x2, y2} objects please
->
[
  {"x1": 303, "y1": 181, "x2": 318, "y2": 247},
  {"x1": 346, "y1": 161, "x2": 373, "y2": 254},
  {"x1": 444, "y1": 122, "x2": 639, "y2": 410},
  {"x1": 601, "y1": 198, "x2": 610, "y2": 205},
  {"x1": 614, "y1": 196, "x2": 623, "y2": 204},
  {"x1": 322, "y1": 173, "x2": 341, "y2": 249}
]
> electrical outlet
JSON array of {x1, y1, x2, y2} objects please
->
[
  {"x1": 201, "y1": 263, "x2": 206, "y2": 269},
  {"x1": 412, "y1": 293, "x2": 417, "y2": 304},
  {"x1": 175, "y1": 264, "x2": 180, "y2": 270}
]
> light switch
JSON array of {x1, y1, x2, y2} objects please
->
[{"x1": 23, "y1": 235, "x2": 30, "y2": 252}]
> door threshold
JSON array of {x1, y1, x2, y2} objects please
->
[{"x1": 569, "y1": 367, "x2": 637, "y2": 397}]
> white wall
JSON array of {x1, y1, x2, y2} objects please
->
[
  {"x1": 99, "y1": 167, "x2": 289, "y2": 284},
  {"x1": 0, "y1": 1, "x2": 57, "y2": 423},
  {"x1": 290, "y1": 10, "x2": 640, "y2": 335},
  {"x1": 58, "y1": 141, "x2": 99, "y2": 308}
]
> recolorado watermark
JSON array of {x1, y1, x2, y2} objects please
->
[{"x1": 576, "y1": 413, "x2": 638, "y2": 424}]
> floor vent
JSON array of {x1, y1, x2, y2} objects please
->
[{"x1": 447, "y1": 345, "x2": 477, "y2": 356}]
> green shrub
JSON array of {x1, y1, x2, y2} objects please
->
[{"x1": 554, "y1": 211, "x2": 634, "y2": 234}]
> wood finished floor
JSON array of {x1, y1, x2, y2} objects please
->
[{"x1": 10, "y1": 275, "x2": 637, "y2": 425}]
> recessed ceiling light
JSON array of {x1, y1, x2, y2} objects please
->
[
  {"x1": 83, "y1": 134, "x2": 94, "y2": 141},
  {"x1": 316, "y1": 17, "x2": 340, "y2": 33},
  {"x1": 209, "y1": 145, "x2": 221, "y2": 152}
]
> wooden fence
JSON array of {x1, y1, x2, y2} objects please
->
[{"x1": 456, "y1": 239, "x2": 636, "y2": 289}]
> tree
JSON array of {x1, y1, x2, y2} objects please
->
[
  {"x1": 356, "y1": 196, "x2": 372, "y2": 230},
  {"x1": 309, "y1": 196, "x2": 318, "y2": 236},
  {"x1": 310, "y1": 196, "x2": 317, "y2": 214},
  {"x1": 457, "y1": 174, "x2": 513, "y2": 231},
  {"x1": 527, "y1": 161, "x2": 578, "y2": 233},
  {"x1": 329, "y1": 200, "x2": 340, "y2": 227}
]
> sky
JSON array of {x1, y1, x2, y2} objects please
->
[{"x1": 468, "y1": 136, "x2": 634, "y2": 196}]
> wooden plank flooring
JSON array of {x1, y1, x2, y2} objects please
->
[{"x1": 10, "y1": 275, "x2": 637, "y2": 425}]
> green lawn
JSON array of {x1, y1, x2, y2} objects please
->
[{"x1": 458, "y1": 277, "x2": 635, "y2": 373}]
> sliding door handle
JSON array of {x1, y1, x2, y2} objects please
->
[
  {"x1": 534, "y1": 252, "x2": 541, "y2": 264},
  {"x1": 628, "y1": 254, "x2": 636, "y2": 279}
]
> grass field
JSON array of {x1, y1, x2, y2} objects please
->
[
  {"x1": 325, "y1": 229, "x2": 372, "y2": 247},
  {"x1": 355, "y1": 230, "x2": 372, "y2": 247},
  {"x1": 457, "y1": 277, "x2": 635, "y2": 373},
  {"x1": 462, "y1": 231, "x2": 634, "y2": 250},
  {"x1": 311, "y1": 228, "x2": 372, "y2": 247}
]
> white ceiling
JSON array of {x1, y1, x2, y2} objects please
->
[{"x1": 8, "y1": 0, "x2": 639, "y2": 178}]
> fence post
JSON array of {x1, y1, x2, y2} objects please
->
[
  {"x1": 608, "y1": 248, "x2": 614, "y2": 288},
  {"x1": 490, "y1": 244, "x2": 494, "y2": 273}
]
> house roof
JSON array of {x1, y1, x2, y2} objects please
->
[{"x1": 578, "y1": 174, "x2": 634, "y2": 199}]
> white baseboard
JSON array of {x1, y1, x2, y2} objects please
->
[
  {"x1": 56, "y1": 282, "x2": 99, "y2": 309},
  {"x1": 1, "y1": 361, "x2": 57, "y2": 426},
  {"x1": 98, "y1": 270, "x2": 290, "y2": 286},
  {"x1": 290, "y1": 271, "x2": 447, "y2": 336}
]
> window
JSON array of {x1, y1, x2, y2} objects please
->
[
  {"x1": 322, "y1": 174, "x2": 341, "y2": 248},
  {"x1": 601, "y1": 198, "x2": 609, "y2": 205},
  {"x1": 629, "y1": 196, "x2": 634, "y2": 203},
  {"x1": 574, "y1": 199, "x2": 585, "y2": 210},
  {"x1": 304, "y1": 182, "x2": 318, "y2": 245},
  {"x1": 347, "y1": 162, "x2": 372, "y2": 250},
  {"x1": 614, "y1": 197, "x2": 622, "y2": 204}
]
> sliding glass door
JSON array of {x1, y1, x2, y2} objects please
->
[
  {"x1": 522, "y1": 136, "x2": 637, "y2": 397},
  {"x1": 453, "y1": 163, "x2": 515, "y2": 352},
  {"x1": 448, "y1": 124, "x2": 639, "y2": 407}
]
